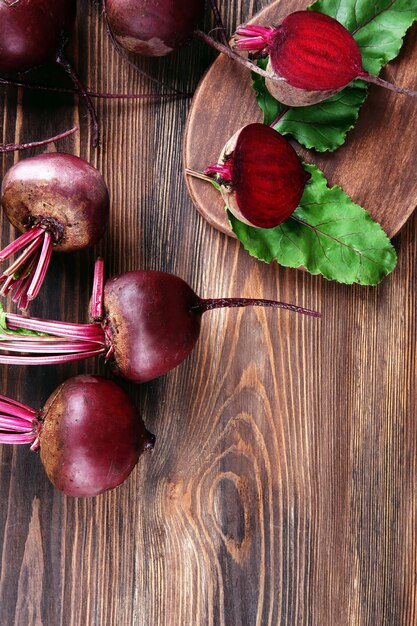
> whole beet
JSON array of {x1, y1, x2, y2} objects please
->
[
  {"x1": 0, "y1": 375, "x2": 155, "y2": 497},
  {"x1": 105, "y1": 0, "x2": 204, "y2": 56},
  {"x1": 0, "y1": 0, "x2": 76, "y2": 74},
  {"x1": 103, "y1": 271, "x2": 202, "y2": 382},
  {"x1": 1, "y1": 152, "x2": 109, "y2": 252},
  {"x1": 0, "y1": 265, "x2": 320, "y2": 379},
  {"x1": 39, "y1": 375, "x2": 154, "y2": 496},
  {"x1": 0, "y1": 152, "x2": 109, "y2": 309}
]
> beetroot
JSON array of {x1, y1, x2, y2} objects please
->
[
  {"x1": 235, "y1": 11, "x2": 417, "y2": 106},
  {"x1": 203, "y1": 123, "x2": 310, "y2": 228},
  {"x1": 0, "y1": 0, "x2": 101, "y2": 144},
  {"x1": 0, "y1": 153, "x2": 109, "y2": 309},
  {"x1": 0, "y1": 259, "x2": 320, "y2": 382},
  {"x1": 0, "y1": 375, "x2": 155, "y2": 497},
  {"x1": 104, "y1": 0, "x2": 205, "y2": 56},
  {"x1": 0, "y1": 0, "x2": 76, "y2": 74}
]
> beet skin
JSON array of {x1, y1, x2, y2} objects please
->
[
  {"x1": 103, "y1": 271, "x2": 202, "y2": 382},
  {"x1": 39, "y1": 375, "x2": 154, "y2": 497},
  {"x1": 0, "y1": 0, "x2": 76, "y2": 74}
]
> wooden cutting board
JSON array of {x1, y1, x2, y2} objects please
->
[{"x1": 184, "y1": 0, "x2": 417, "y2": 239}]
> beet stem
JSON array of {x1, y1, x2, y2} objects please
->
[
  {"x1": 270, "y1": 107, "x2": 290, "y2": 128},
  {"x1": 0, "y1": 227, "x2": 44, "y2": 262},
  {"x1": 56, "y1": 53, "x2": 100, "y2": 147},
  {"x1": 0, "y1": 395, "x2": 38, "y2": 445},
  {"x1": 91, "y1": 258, "x2": 105, "y2": 319},
  {"x1": 0, "y1": 394, "x2": 36, "y2": 414},
  {"x1": 0, "y1": 228, "x2": 55, "y2": 310},
  {"x1": 0, "y1": 78, "x2": 187, "y2": 100},
  {"x1": 0, "y1": 127, "x2": 77, "y2": 153},
  {"x1": 209, "y1": 0, "x2": 230, "y2": 49},
  {"x1": 362, "y1": 72, "x2": 417, "y2": 97},
  {"x1": 2, "y1": 235, "x2": 43, "y2": 278},
  {"x1": 26, "y1": 232, "x2": 54, "y2": 302},
  {"x1": 194, "y1": 30, "x2": 282, "y2": 81},
  {"x1": 195, "y1": 298, "x2": 321, "y2": 318},
  {"x1": 5, "y1": 312, "x2": 105, "y2": 340},
  {"x1": 102, "y1": 1, "x2": 185, "y2": 96},
  {"x1": 184, "y1": 168, "x2": 218, "y2": 184}
]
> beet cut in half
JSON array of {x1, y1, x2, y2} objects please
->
[
  {"x1": 235, "y1": 10, "x2": 417, "y2": 106},
  {"x1": 0, "y1": 259, "x2": 320, "y2": 383},
  {"x1": 0, "y1": 374, "x2": 155, "y2": 497},
  {"x1": 204, "y1": 123, "x2": 310, "y2": 228}
]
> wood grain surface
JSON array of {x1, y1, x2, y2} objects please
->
[
  {"x1": 185, "y1": 0, "x2": 417, "y2": 239},
  {"x1": 0, "y1": 2, "x2": 416, "y2": 626}
]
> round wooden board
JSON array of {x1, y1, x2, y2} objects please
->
[{"x1": 184, "y1": 0, "x2": 417, "y2": 240}]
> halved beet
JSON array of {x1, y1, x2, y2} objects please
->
[
  {"x1": 205, "y1": 123, "x2": 310, "y2": 228},
  {"x1": 0, "y1": 0, "x2": 76, "y2": 74}
]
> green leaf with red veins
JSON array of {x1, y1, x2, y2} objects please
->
[{"x1": 229, "y1": 164, "x2": 397, "y2": 285}]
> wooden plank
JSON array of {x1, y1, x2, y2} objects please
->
[{"x1": 0, "y1": 2, "x2": 416, "y2": 625}]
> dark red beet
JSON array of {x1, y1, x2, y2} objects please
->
[
  {"x1": 235, "y1": 11, "x2": 417, "y2": 106},
  {"x1": 0, "y1": 0, "x2": 76, "y2": 74},
  {"x1": 0, "y1": 375, "x2": 155, "y2": 497},
  {"x1": 0, "y1": 152, "x2": 109, "y2": 309},
  {"x1": 102, "y1": 271, "x2": 202, "y2": 381},
  {"x1": 204, "y1": 123, "x2": 310, "y2": 228},
  {"x1": 0, "y1": 261, "x2": 320, "y2": 382},
  {"x1": 105, "y1": 0, "x2": 204, "y2": 56}
]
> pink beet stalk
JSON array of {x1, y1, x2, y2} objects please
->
[
  {"x1": 235, "y1": 26, "x2": 275, "y2": 55},
  {"x1": 0, "y1": 228, "x2": 54, "y2": 309},
  {"x1": 0, "y1": 127, "x2": 77, "y2": 153},
  {"x1": 0, "y1": 259, "x2": 320, "y2": 379},
  {"x1": 90, "y1": 258, "x2": 105, "y2": 319},
  {"x1": 204, "y1": 162, "x2": 233, "y2": 182},
  {"x1": 0, "y1": 393, "x2": 40, "y2": 449},
  {"x1": 234, "y1": 25, "x2": 273, "y2": 53}
]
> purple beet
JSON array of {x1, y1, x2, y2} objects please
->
[
  {"x1": 0, "y1": 0, "x2": 76, "y2": 74},
  {"x1": 0, "y1": 259, "x2": 320, "y2": 382},
  {"x1": 105, "y1": 0, "x2": 205, "y2": 56},
  {"x1": 0, "y1": 374, "x2": 155, "y2": 497},
  {"x1": 0, "y1": 152, "x2": 109, "y2": 309},
  {"x1": 0, "y1": 0, "x2": 101, "y2": 144},
  {"x1": 234, "y1": 10, "x2": 417, "y2": 106},
  {"x1": 203, "y1": 123, "x2": 310, "y2": 228}
]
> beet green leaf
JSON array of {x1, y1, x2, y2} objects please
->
[
  {"x1": 229, "y1": 164, "x2": 397, "y2": 285},
  {"x1": 253, "y1": 0, "x2": 417, "y2": 151}
]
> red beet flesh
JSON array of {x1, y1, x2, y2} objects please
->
[
  {"x1": 1, "y1": 152, "x2": 109, "y2": 251},
  {"x1": 235, "y1": 11, "x2": 371, "y2": 106},
  {"x1": 205, "y1": 123, "x2": 310, "y2": 228},
  {"x1": 0, "y1": 0, "x2": 76, "y2": 74},
  {"x1": 39, "y1": 375, "x2": 154, "y2": 497},
  {"x1": 105, "y1": 0, "x2": 204, "y2": 56}
]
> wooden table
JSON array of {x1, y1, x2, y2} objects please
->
[{"x1": 0, "y1": 2, "x2": 416, "y2": 624}]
